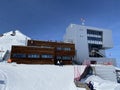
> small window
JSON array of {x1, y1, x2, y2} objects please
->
[
  {"x1": 12, "y1": 53, "x2": 26, "y2": 58},
  {"x1": 91, "y1": 61, "x2": 97, "y2": 64},
  {"x1": 40, "y1": 46, "x2": 52, "y2": 48},
  {"x1": 64, "y1": 47, "x2": 71, "y2": 51},
  {"x1": 56, "y1": 47, "x2": 62, "y2": 51},
  {"x1": 56, "y1": 56, "x2": 62, "y2": 60},
  {"x1": 28, "y1": 54, "x2": 40, "y2": 58},
  {"x1": 87, "y1": 37, "x2": 102, "y2": 41},
  {"x1": 62, "y1": 56, "x2": 71, "y2": 60},
  {"x1": 41, "y1": 54, "x2": 53, "y2": 58}
]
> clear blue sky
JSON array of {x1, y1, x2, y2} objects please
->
[{"x1": 0, "y1": 0, "x2": 120, "y2": 66}]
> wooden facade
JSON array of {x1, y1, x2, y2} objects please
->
[{"x1": 10, "y1": 40, "x2": 75, "y2": 65}]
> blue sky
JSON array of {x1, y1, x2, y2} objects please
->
[{"x1": 0, "y1": 0, "x2": 120, "y2": 66}]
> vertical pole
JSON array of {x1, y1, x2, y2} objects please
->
[{"x1": 74, "y1": 66, "x2": 75, "y2": 81}]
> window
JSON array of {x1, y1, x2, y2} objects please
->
[
  {"x1": 87, "y1": 29, "x2": 102, "y2": 36},
  {"x1": 87, "y1": 37, "x2": 102, "y2": 41},
  {"x1": 12, "y1": 53, "x2": 26, "y2": 58},
  {"x1": 57, "y1": 47, "x2": 71, "y2": 51},
  {"x1": 56, "y1": 56, "x2": 62, "y2": 60},
  {"x1": 64, "y1": 47, "x2": 71, "y2": 51},
  {"x1": 40, "y1": 46, "x2": 52, "y2": 48},
  {"x1": 56, "y1": 47, "x2": 62, "y2": 51},
  {"x1": 41, "y1": 54, "x2": 53, "y2": 58},
  {"x1": 62, "y1": 56, "x2": 71, "y2": 60},
  {"x1": 28, "y1": 54, "x2": 40, "y2": 58}
]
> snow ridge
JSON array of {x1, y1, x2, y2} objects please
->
[{"x1": 0, "y1": 30, "x2": 31, "y2": 60}]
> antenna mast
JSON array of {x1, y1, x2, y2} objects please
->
[{"x1": 81, "y1": 18, "x2": 85, "y2": 25}]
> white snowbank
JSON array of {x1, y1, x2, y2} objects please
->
[
  {"x1": 0, "y1": 63, "x2": 120, "y2": 90},
  {"x1": 85, "y1": 75, "x2": 120, "y2": 90},
  {"x1": 0, "y1": 63, "x2": 85, "y2": 90}
]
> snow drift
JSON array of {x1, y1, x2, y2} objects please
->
[{"x1": 85, "y1": 75, "x2": 120, "y2": 90}]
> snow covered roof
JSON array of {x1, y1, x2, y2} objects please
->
[{"x1": 0, "y1": 30, "x2": 31, "y2": 58}]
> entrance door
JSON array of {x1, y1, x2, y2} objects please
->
[{"x1": 91, "y1": 61, "x2": 97, "y2": 64}]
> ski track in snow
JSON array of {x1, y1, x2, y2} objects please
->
[{"x1": 0, "y1": 70, "x2": 7, "y2": 90}]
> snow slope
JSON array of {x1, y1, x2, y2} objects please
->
[
  {"x1": 0, "y1": 30, "x2": 30, "y2": 59},
  {"x1": 0, "y1": 63, "x2": 120, "y2": 90},
  {"x1": 0, "y1": 63, "x2": 85, "y2": 90},
  {"x1": 85, "y1": 75, "x2": 120, "y2": 90},
  {"x1": 94, "y1": 65, "x2": 117, "y2": 82}
]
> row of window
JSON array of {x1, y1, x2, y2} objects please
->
[
  {"x1": 12, "y1": 54, "x2": 72, "y2": 60},
  {"x1": 29, "y1": 46, "x2": 71, "y2": 51},
  {"x1": 87, "y1": 29, "x2": 102, "y2": 36},
  {"x1": 88, "y1": 40, "x2": 103, "y2": 44},
  {"x1": 40, "y1": 46, "x2": 52, "y2": 48},
  {"x1": 12, "y1": 54, "x2": 53, "y2": 59},
  {"x1": 41, "y1": 54, "x2": 53, "y2": 58},
  {"x1": 56, "y1": 56, "x2": 72, "y2": 60},
  {"x1": 56, "y1": 47, "x2": 71, "y2": 51},
  {"x1": 28, "y1": 54, "x2": 40, "y2": 58},
  {"x1": 87, "y1": 37, "x2": 102, "y2": 41},
  {"x1": 87, "y1": 34, "x2": 102, "y2": 38}
]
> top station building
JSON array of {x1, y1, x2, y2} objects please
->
[
  {"x1": 64, "y1": 24, "x2": 116, "y2": 65},
  {"x1": 10, "y1": 24, "x2": 116, "y2": 65}
]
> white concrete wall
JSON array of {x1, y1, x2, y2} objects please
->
[
  {"x1": 93, "y1": 65, "x2": 117, "y2": 82},
  {"x1": 74, "y1": 26, "x2": 89, "y2": 63},
  {"x1": 103, "y1": 30, "x2": 113, "y2": 48},
  {"x1": 64, "y1": 24, "x2": 89, "y2": 64}
]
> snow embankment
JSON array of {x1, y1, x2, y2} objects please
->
[
  {"x1": 0, "y1": 64, "x2": 85, "y2": 90},
  {"x1": 0, "y1": 63, "x2": 120, "y2": 90},
  {"x1": 85, "y1": 75, "x2": 120, "y2": 90}
]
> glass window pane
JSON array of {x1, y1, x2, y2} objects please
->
[
  {"x1": 56, "y1": 47, "x2": 62, "y2": 51},
  {"x1": 64, "y1": 47, "x2": 71, "y2": 51},
  {"x1": 62, "y1": 56, "x2": 71, "y2": 60},
  {"x1": 41, "y1": 54, "x2": 53, "y2": 58},
  {"x1": 13, "y1": 53, "x2": 26, "y2": 58},
  {"x1": 28, "y1": 54, "x2": 40, "y2": 58},
  {"x1": 56, "y1": 56, "x2": 62, "y2": 59}
]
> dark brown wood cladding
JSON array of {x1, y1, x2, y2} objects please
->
[
  {"x1": 11, "y1": 46, "x2": 54, "y2": 54},
  {"x1": 27, "y1": 40, "x2": 75, "y2": 50},
  {"x1": 12, "y1": 59, "x2": 54, "y2": 64},
  {"x1": 10, "y1": 40, "x2": 75, "y2": 65}
]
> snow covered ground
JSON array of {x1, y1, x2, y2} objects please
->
[
  {"x1": 0, "y1": 63, "x2": 85, "y2": 90},
  {"x1": 85, "y1": 75, "x2": 120, "y2": 90},
  {"x1": 0, "y1": 63, "x2": 120, "y2": 90}
]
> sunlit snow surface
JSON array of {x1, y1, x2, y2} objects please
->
[
  {"x1": 0, "y1": 63, "x2": 120, "y2": 90},
  {"x1": 85, "y1": 75, "x2": 120, "y2": 90},
  {"x1": 0, "y1": 30, "x2": 30, "y2": 49},
  {"x1": 0, "y1": 63, "x2": 85, "y2": 90}
]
